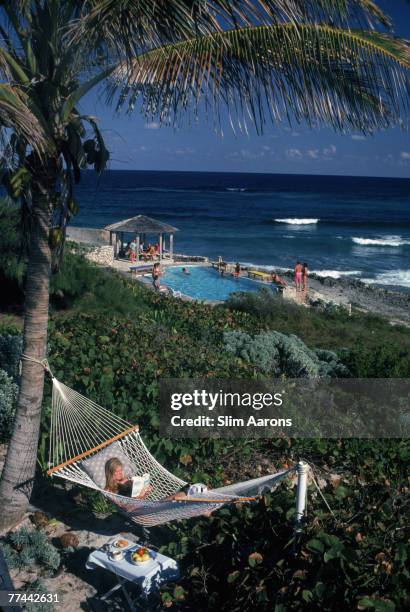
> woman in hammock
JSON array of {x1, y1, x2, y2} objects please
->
[
  {"x1": 104, "y1": 458, "x2": 187, "y2": 500},
  {"x1": 104, "y1": 457, "x2": 149, "y2": 498}
]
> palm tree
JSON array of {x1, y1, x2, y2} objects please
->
[{"x1": 0, "y1": 0, "x2": 409, "y2": 530}]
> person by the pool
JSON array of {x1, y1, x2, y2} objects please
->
[
  {"x1": 146, "y1": 244, "x2": 156, "y2": 260},
  {"x1": 152, "y1": 262, "x2": 162, "y2": 289},
  {"x1": 141, "y1": 243, "x2": 150, "y2": 261},
  {"x1": 233, "y1": 262, "x2": 241, "y2": 277},
  {"x1": 128, "y1": 239, "x2": 137, "y2": 263},
  {"x1": 302, "y1": 262, "x2": 309, "y2": 292},
  {"x1": 182, "y1": 267, "x2": 190, "y2": 275},
  {"x1": 218, "y1": 261, "x2": 226, "y2": 276},
  {"x1": 294, "y1": 261, "x2": 303, "y2": 292},
  {"x1": 271, "y1": 271, "x2": 287, "y2": 288}
]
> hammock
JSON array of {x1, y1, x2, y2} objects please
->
[{"x1": 46, "y1": 377, "x2": 294, "y2": 527}]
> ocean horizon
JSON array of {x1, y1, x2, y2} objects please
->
[{"x1": 74, "y1": 170, "x2": 410, "y2": 290}]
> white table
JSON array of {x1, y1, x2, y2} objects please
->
[{"x1": 86, "y1": 537, "x2": 179, "y2": 611}]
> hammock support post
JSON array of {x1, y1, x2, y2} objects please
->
[{"x1": 295, "y1": 461, "x2": 309, "y2": 532}]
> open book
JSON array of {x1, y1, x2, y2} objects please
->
[{"x1": 131, "y1": 473, "x2": 150, "y2": 498}]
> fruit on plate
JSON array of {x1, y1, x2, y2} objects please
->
[{"x1": 131, "y1": 547, "x2": 151, "y2": 563}]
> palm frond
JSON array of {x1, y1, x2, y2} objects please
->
[
  {"x1": 108, "y1": 24, "x2": 410, "y2": 134},
  {"x1": 303, "y1": 1, "x2": 391, "y2": 27},
  {"x1": 60, "y1": 66, "x2": 116, "y2": 124},
  {"x1": 0, "y1": 85, "x2": 47, "y2": 155},
  {"x1": 0, "y1": 44, "x2": 54, "y2": 143},
  {"x1": 72, "y1": 0, "x2": 391, "y2": 62},
  {"x1": 0, "y1": 47, "x2": 30, "y2": 84}
]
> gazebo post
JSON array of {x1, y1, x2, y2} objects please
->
[
  {"x1": 170, "y1": 233, "x2": 174, "y2": 261},
  {"x1": 159, "y1": 234, "x2": 163, "y2": 260},
  {"x1": 136, "y1": 234, "x2": 140, "y2": 262},
  {"x1": 109, "y1": 231, "x2": 116, "y2": 259}
]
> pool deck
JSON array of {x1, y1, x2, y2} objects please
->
[
  {"x1": 110, "y1": 256, "x2": 309, "y2": 304},
  {"x1": 111, "y1": 255, "x2": 209, "y2": 275}
]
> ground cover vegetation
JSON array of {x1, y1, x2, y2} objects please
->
[{"x1": 0, "y1": 250, "x2": 408, "y2": 610}]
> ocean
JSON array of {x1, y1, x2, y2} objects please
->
[{"x1": 74, "y1": 170, "x2": 410, "y2": 290}]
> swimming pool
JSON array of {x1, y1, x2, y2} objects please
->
[{"x1": 161, "y1": 265, "x2": 278, "y2": 301}]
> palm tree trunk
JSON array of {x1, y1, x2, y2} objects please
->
[{"x1": 0, "y1": 161, "x2": 56, "y2": 531}]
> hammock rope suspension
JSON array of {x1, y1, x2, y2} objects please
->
[
  {"x1": 46, "y1": 377, "x2": 294, "y2": 527},
  {"x1": 21, "y1": 353, "x2": 54, "y2": 378}
]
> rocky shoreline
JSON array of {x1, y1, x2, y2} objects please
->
[{"x1": 282, "y1": 271, "x2": 410, "y2": 325}]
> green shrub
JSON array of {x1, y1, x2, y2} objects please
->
[
  {"x1": 50, "y1": 250, "x2": 150, "y2": 317},
  {"x1": 2, "y1": 528, "x2": 61, "y2": 572},
  {"x1": 0, "y1": 332, "x2": 22, "y2": 378},
  {"x1": 223, "y1": 330, "x2": 280, "y2": 373},
  {"x1": 50, "y1": 249, "x2": 98, "y2": 308},
  {"x1": 76, "y1": 488, "x2": 115, "y2": 516},
  {"x1": 0, "y1": 198, "x2": 25, "y2": 281},
  {"x1": 0, "y1": 315, "x2": 22, "y2": 335},
  {"x1": 227, "y1": 287, "x2": 292, "y2": 320},
  {"x1": 224, "y1": 330, "x2": 349, "y2": 377},
  {"x1": 340, "y1": 343, "x2": 410, "y2": 378},
  {"x1": 0, "y1": 368, "x2": 18, "y2": 441}
]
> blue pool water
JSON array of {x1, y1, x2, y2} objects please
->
[{"x1": 161, "y1": 265, "x2": 275, "y2": 301}]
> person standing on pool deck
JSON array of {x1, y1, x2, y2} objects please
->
[
  {"x1": 129, "y1": 238, "x2": 137, "y2": 263},
  {"x1": 152, "y1": 262, "x2": 161, "y2": 289},
  {"x1": 302, "y1": 263, "x2": 309, "y2": 292},
  {"x1": 218, "y1": 260, "x2": 226, "y2": 276},
  {"x1": 233, "y1": 262, "x2": 241, "y2": 278},
  {"x1": 294, "y1": 261, "x2": 303, "y2": 292}
]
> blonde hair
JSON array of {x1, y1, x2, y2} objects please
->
[{"x1": 105, "y1": 457, "x2": 123, "y2": 493}]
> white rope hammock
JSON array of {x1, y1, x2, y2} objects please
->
[{"x1": 44, "y1": 375, "x2": 293, "y2": 527}]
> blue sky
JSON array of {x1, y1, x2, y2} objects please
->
[{"x1": 82, "y1": 1, "x2": 410, "y2": 178}]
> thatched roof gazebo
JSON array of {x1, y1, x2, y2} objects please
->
[{"x1": 105, "y1": 214, "x2": 179, "y2": 261}]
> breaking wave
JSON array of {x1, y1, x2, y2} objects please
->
[
  {"x1": 362, "y1": 270, "x2": 410, "y2": 289},
  {"x1": 352, "y1": 236, "x2": 410, "y2": 247},
  {"x1": 312, "y1": 270, "x2": 362, "y2": 279},
  {"x1": 274, "y1": 218, "x2": 319, "y2": 225}
]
